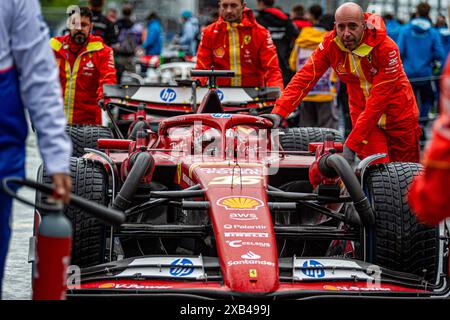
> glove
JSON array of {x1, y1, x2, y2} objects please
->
[
  {"x1": 260, "y1": 113, "x2": 282, "y2": 129},
  {"x1": 342, "y1": 145, "x2": 356, "y2": 166},
  {"x1": 98, "y1": 99, "x2": 105, "y2": 110}
]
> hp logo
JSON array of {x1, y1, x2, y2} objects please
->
[
  {"x1": 169, "y1": 258, "x2": 194, "y2": 277},
  {"x1": 216, "y1": 89, "x2": 224, "y2": 101},
  {"x1": 302, "y1": 260, "x2": 325, "y2": 278},
  {"x1": 160, "y1": 88, "x2": 177, "y2": 102}
]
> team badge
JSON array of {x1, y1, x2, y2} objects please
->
[{"x1": 214, "y1": 47, "x2": 225, "y2": 58}]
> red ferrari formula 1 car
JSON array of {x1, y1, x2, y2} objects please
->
[{"x1": 33, "y1": 72, "x2": 449, "y2": 300}]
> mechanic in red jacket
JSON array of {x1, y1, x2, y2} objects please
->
[
  {"x1": 50, "y1": 6, "x2": 117, "y2": 125},
  {"x1": 408, "y1": 55, "x2": 450, "y2": 225},
  {"x1": 265, "y1": 3, "x2": 420, "y2": 164},
  {"x1": 195, "y1": 0, "x2": 284, "y2": 89}
]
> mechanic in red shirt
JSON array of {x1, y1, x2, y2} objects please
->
[
  {"x1": 50, "y1": 6, "x2": 117, "y2": 125},
  {"x1": 408, "y1": 55, "x2": 450, "y2": 225},
  {"x1": 195, "y1": 0, "x2": 284, "y2": 89},
  {"x1": 264, "y1": 3, "x2": 420, "y2": 164}
]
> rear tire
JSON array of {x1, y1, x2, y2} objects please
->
[
  {"x1": 36, "y1": 157, "x2": 110, "y2": 268},
  {"x1": 365, "y1": 162, "x2": 439, "y2": 282},
  {"x1": 66, "y1": 125, "x2": 113, "y2": 157},
  {"x1": 279, "y1": 127, "x2": 343, "y2": 151}
]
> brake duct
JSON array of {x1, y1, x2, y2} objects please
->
[
  {"x1": 317, "y1": 153, "x2": 376, "y2": 227},
  {"x1": 112, "y1": 151, "x2": 155, "y2": 211}
]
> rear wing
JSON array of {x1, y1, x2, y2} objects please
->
[{"x1": 103, "y1": 84, "x2": 281, "y2": 106}]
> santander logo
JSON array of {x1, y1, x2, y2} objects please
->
[{"x1": 241, "y1": 251, "x2": 261, "y2": 260}]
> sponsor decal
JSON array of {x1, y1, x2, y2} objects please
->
[
  {"x1": 241, "y1": 251, "x2": 261, "y2": 260},
  {"x1": 209, "y1": 176, "x2": 263, "y2": 186},
  {"x1": 98, "y1": 283, "x2": 172, "y2": 289},
  {"x1": 217, "y1": 196, "x2": 264, "y2": 211},
  {"x1": 301, "y1": 260, "x2": 325, "y2": 278},
  {"x1": 226, "y1": 240, "x2": 271, "y2": 248},
  {"x1": 224, "y1": 232, "x2": 268, "y2": 238},
  {"x1": 213, "y1": 47, "x2": 225, "y2": 58},
  {"x1": 244, "y1": 35, "x2": 252, "y2": 45},
  {"x1": 169, "y1": 258, "x2": 195, "y2": 277},
  {"x1": 160, "y1": 88, "x2": 177, "y2": 102},
  {"x1": 211, "y1": 113, "x2": 230, "y2": 118},
  {"x1": 229, "y1": 213, "x2": 258, "y2": 221},
  {"x1": 227, "y1": 260, "x2": 275, "y2": 267},
  {"x1": 199, "y1": 167, "x2": 261, "y2": 175},
  {"x1": 336, "y1": 63, "x2": 347, "y2": 74},
  {"x1": 323, "y1": 285, "x2": 391, "y2": 292},
  {"x1": 86, "y1": 60, "x2": 94, "y2": 68},
  {"x1": 249, "y1": 269, "x2": 257, "y2": 278},
  {"x1": 215, "y1": 90, "x2": 224, "y2": 101},
  {"x1": 223, "y1": 224, "x2": 267, "y2": 230}
]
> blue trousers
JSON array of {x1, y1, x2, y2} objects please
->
[{"x1": 0, "y1": 191, "x2": 13, "y2": 299}]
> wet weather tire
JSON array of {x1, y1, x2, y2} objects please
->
[
  {"x1": 365, "y1": 162, "x2": 439, "y2": 282},
  {"x1": 36, "y1": 157, "x2": 109, "y2": 268},
  {"x1": 66, "y1": 125, "x2": 113, "y2": 157},
  {"x1": 279, "y1": 127, "x2": 343, "y2": 151}
]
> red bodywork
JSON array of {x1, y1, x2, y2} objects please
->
[{"x1": 72, "y1": 113, "x2": 439, "y2": 298}]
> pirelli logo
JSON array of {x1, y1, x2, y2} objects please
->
[{"x1": 224, "y1": 232, "x2": 269, "y2": 238}]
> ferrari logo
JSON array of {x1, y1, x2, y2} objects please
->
[
  {"x1": 249, "y1": 269, "x2": 257, "y2": 278},
  {"x1": 244, "y1": 35, "x2": 252, "y2": 45}
]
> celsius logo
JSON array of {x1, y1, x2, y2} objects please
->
[
  {"x1": 226, "y1": 240, "x2": 271, "y2": 248},
  {"x1": 241, "y1": 251, "x2": 261, "y2": 260},
  {"x1": 169, "y1": 258, "x2": 194, "y2": 277},
  {"x1": 302, "y1": 260, "x2": 325, "y2": 278},
  {"x1": 160, "y1": 88, "x2": 177, "y2": 102},
  {"x1": 216, "y1": 89, "x2": 224, "y2": 101}
]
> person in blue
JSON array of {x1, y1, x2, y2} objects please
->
[
  {"x1": 0, "y1": 0, "x2": 72, "y2": 298},
  {"x1": 142, "y1": 11, "x2": 163, "y2": 56},
  {"x1": 179, "y1": 10, "x2": 200, "y2": 56},
  {"x1": 397, "y1": 2, "x2": 445, "y2": 124},
  {"x1": 383, "y1": 13, "x2": 403, "y2": 43},
  {"x1": 435, "y1": 14, "x2": 450, "y2": 57}
]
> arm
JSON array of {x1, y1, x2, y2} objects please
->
[
  {"x1": 272, "y1": 36, "x2": 332, "y2": 118},
  {"x1": 179, "y1": 21, "x2": 194, "y2": 46},
  {"x1": 11, "y1": 0, "x2": 71, "y2": 175},
  {"x1": 194, "y1": 27, "x2": 213, "y2": 85},
  {"x1": 345, "y1": 42, "x2": 401, "y2": 153},
  {"x1": 258, "y1": 29, "x2": 284, "y2": 89},
  {"x1": 432, "y1": 30, "x2": 446, "y2": 72},
  {"x1": 97, "y1": 45, "x2": 117, "y2": 102}
]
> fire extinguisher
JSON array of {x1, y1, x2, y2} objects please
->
[
  {"x1": 2, "y1": 177, "x2": 125, "y2": 300},
  {"x1": 32, "y1": 203, "x2": 72, "y2": 300}
]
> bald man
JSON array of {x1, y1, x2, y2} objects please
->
[{"x1": 264, "y1": 3, "x2": 420, "y2": 164}]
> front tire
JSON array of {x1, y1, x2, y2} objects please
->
[{"x1": 365, "y1": 162, "x2": 440, "y2": 282}]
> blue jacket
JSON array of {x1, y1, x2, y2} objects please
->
[
  {"x1": 179, "y1": 17, "x2": 199, "y2": 56},
  {"x1": 0, "y1": 0, "x2": 71, "y2": 178},
  {"x1": 398, "y1": 18, "x2": 446, "y2": 78},
  {"x1": 385, "y1": 19, "x2": 403, "y2": 43},
  {"x1": 436, "y1": 26, "x2": 450, "y2": 60},
  {"x1": 142, "y1": 19, "x2": 163, "y2": 55}
]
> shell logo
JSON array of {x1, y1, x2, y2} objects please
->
[
  {"x1": 213, "y1": 47, "x2": 225, "y2": 58},
  {"x1": 217, "y1": 196, "x2": 264, "y2": 211},
  {"x1": 98, "y1": 283, "x2": 116, "y2": 289}
]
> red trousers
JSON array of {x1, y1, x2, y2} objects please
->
[{"x1": 357, "y1": 125, "x2": 421, "y2": 163}]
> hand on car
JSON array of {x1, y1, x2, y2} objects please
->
[
  {"x1": 260, "y1": 113, "x2": 282, "y2": 129},
  {"x1": 52, "y1": 173, "x2": 72, "y2": 204}
]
